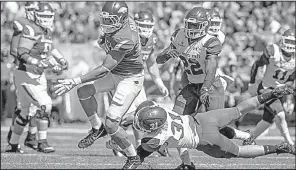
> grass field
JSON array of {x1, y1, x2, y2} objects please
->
[{"x1": 1, "y1": 121, "x2": 295, "y2": 169}]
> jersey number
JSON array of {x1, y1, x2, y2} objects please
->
[
  {"x1": 41, "y1": 43, "x2": 52, "y2": 59},
  {"x1": 168, "y1": 112, "x2": 184, "y2": 140},
  {"x1": 273, "y1": 70, "x2": 288, "y2": 81},
  {"x1": 179, "y1": 55, "x2": 204, "y2": 75}
]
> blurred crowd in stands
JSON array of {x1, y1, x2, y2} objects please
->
[{"x1": 1, "y1": 2, "x2": 295, "y2": 124}]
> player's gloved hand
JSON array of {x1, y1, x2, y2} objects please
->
[
  {"x1": 58, "y1": 58, "x2": 68, "y2": 70},
  {"x1": 53, "y1": 78, "x2": 81, "y2": 96},
  {"x1": 37, "y1": 59, "x2": 50, "y2": 69},
  {"x1": 167, "y1": 49, "x2": 180, "y2": 58},
  {"x1": 52, "y1": 65, "x2": 63, "y2": 75},
  {"x1": 199, "y1": 87, "x2": 210, "y2": 109}
]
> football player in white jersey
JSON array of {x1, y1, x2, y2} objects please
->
[
  {"x1": 125, "y1": 84, "x2": 295, "y2": 169},
  {"x1": 243, "y1": 29, "x2": 295, "y2": 146}
]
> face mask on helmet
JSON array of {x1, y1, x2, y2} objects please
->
[
  {"x1": 208, "y1": 17, "x2": 222, "y2": 35},
  {"x1": 281, "y1": 35, "x2": 295, "y2": 53},
  {"x1": 35, "y1": 10, "x2": 54, "y2": 29},
  {"x1": 25, "y1": 3, "x2": 38, "y2": 21},
  {"x1": 135, "y1": 20, "x2": 154, "y2": 38},
  {"x1": 99, "y1": 12, "x2": 124, "y2": 34},
  {"x1": 185, "y1": 18, "x2": 209, "y2": 39}
]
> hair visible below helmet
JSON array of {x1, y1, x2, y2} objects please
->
[
  {"x1": 99, "y1": 1, "x2": 129, "y2": 34},
  {"x1": 133, "y1": 100, "x2": 167, "y2": 132},
  {"x1": 184, "y1": 7, "x2": 210, "y2": 39},
  {"x1": 134, "y1": 10, "x2": 154, "y2": 38},
  {"x1": 281, "y1": 29, "x2": 295, "y2": 54},
  {"x1": 207, "y1": 8, "x2": 222, "y2": 35},
  {"x1": 24, "y1": 1, "x2": 38, "y2": 21},
  {"x1": 34, "y1": 2, "x2": 54, "y2": 29}
]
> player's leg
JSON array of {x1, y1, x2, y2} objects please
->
[
  {"x1": 5, "y1": 70, "x2": 33, "y2": 153},
  {"x1": 173, "y1": 84, "x2": 199, "y2": 169},
  {"x1": 77, "y1": 73, "x2": 115, "y2": 148},
  {"x1": 104, "y1": 74, "x2": 144, "y2": 169},
  {"x1": 275, "y1": 111, "x2": 294, "y2": 145},
  {"x1": 24, "y1": 104, "x2": 38, "y2": 150}
]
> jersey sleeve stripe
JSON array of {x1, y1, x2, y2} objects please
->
[
  {"x1": 13, "y1": 21, "x2": 23, "y2": 32},
  {"x1": 25, "y1": 25, "x2": 35, "y2": 37}
]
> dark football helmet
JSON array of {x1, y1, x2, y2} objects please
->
[
  {"x1": 134, "y1": 10, "x2": 154, "y2": 38},
  {"x1": 207, "y1": 8, "x2": 222, "y2": 35},
  {"x1": 99, "y1": 1, "x2": 129, "y2": 34},
  {"x1": 24, "y1": 1, "x2": 39, "y2": 21},
  {"x1": 281, "y1": 29, "x2": 295, "y2": 54},
  {"x1": 184, "y1": 7, "x2": 210, "y2": 39},
  {"x1": 35, "y1": 2, "x2": 54, "y2": 29},
  {"x1": 133, "y1": 100, "x2": 167, "y2": 132}
]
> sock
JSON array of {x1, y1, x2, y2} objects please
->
[
  {"x1": 263, "y1": 145, "x2": 277, "y2": 154},
  {"x1": 38, "y1": 131, "x2": 47, "y2": 141},
  {"x1": 178, "y1": 148, "x2": 191, "y2": 165},
  {"x1": 37, "y1": 119, "x2": 48, "y2": 141},
  {"x1": 257, "y1": 91, "x2": 276, "y2": 104},
  {"x1": 275, "y1": 112, "x2": 294, "y2": 145},
  {"x1": 233, "y1": 128, "x2": 251, "y2": 140},
  {"x1": 10, "y1": 116, "x2": 26, "y2": 144},
  {"x1": 122, "y1": 144, "x2": 137, "y2": 157},
  {"x1": 29, "y1": 126, "x2": 38, "y2": 134},
  {"x1": 88, "y1": 114, "x2": 102, "y2": 129}
]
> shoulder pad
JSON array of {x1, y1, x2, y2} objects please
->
[
  {"x1": 170, "y1": 28, "x2": 182, "y2": 42},
  {"x1": 141, "y1": 137, "x2": 161, "y2": 149},
  {"x1": 13, "y1": 17, "x2": 29, "y2": 32},
  {"x1": 263, "y1": 44, "x2": 275, "y2": 58},
  {"x1": 204, "y1": 36, "x2": 222, "y2": 55},
  {"x1": 22, "y1": 24, "x2": 41, "y2": 41}
]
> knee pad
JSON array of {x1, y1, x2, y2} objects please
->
[
  {"x1": 262, "y1": 107, "x2": 276, "y2": 124},
  {"x1": 219, "y1": 126, "x2": 235, "y2": 139},
  {"x1": 15, "y1": 114, "x2": 31, "y2": 127},
  {"x1": 77, "y1": 84, "x2": 96, "y2": 100},
  {"x1": 105, "y1": 116, "x2": 120, "y2": 134}
]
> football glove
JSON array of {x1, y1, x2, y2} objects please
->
[
  {"x1": 167, "y1": 49, "x2": 180, "y2": 58},
  {"x1": 53, "y1": 78, "x2": 81, "y2": 96},
  {"x1": 58, "y1": 58, "x2": 68, "y2": 70},
  {"x1": 199, "y1": 87, "x2": 210, "y2": 109}
]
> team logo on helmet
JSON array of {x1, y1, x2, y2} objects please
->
[{"x1": 118, "y1": 7, "x2": 127, "y2": 13}]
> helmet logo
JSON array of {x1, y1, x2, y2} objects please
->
[{"x1": 118, "y1": 7, "x2": 127, "y2": 13}]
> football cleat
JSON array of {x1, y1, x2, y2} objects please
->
[
  {"x1": 5, "y1": 143, "x2": 24, "y2": 153},
  {"x1": 24, "y1": 131, "x2": 38, "y2": 150},
  {"x1": 78, "y1": 125, "x2": 108, "y2": 149},
  {"x1": 276, "y1": 142, "x2": 295, "y2": 155},
  {"x1": 242, "y1": 130, "x2": 256, "y2": 145},
  {"x1": 272, "y1": 84, "x2": 294, "y2": 98},
  {"x1": 38, "y1": 139, "x2": 55, "y2": 153},
  {"x1": 175, "y1": 162, "x2": 196, "y2": 170},
  {"x1": 122, "y1": 155, "x2": 142, "y2": 169}
]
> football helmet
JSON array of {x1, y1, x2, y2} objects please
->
[
  {"x1": 281, "y1": 29, "x2": 295, "y2": 53},
  {"x1": 34, "y1": 2, "x2": 54, "y2": 29},
  {"x1": 24, "y1": 2, "x2": 38, "y2": 21},
  {"x1": 99, "y1": 1, "x2": 129, "y2": 34},
  {"x1": 207, "y1": 8, "x2": 222, "y2": 35},
  {"x1": 134, "y1": 10, "x2": 154, "y2": 38},
  {"x1": 133, "y1": 100, "x2": 167, "y2": 132},
  {"x1": 184, "y1": 7, "x2": 210, "y2": 39}
]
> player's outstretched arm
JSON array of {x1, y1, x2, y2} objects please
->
[
  {"x1": 250, "y1": 46, "x2": 271, "y2": 84},
  {"x1": 146, "y1": 53, "x2": 168, "y2": 97},
  {"x1": 200, "y1": 38, "x2": 222, "y2": 108},
  {"x1": 51, "y1": 48, "x2": 68, "y2": 70}
]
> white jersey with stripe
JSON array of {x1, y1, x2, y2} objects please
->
[
  {"x1": 262, "y1": 44, "x2": 295, "y2": 88},
  {"x1": 143, "y1": 108, "x2": 200, "y2": 149}
]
